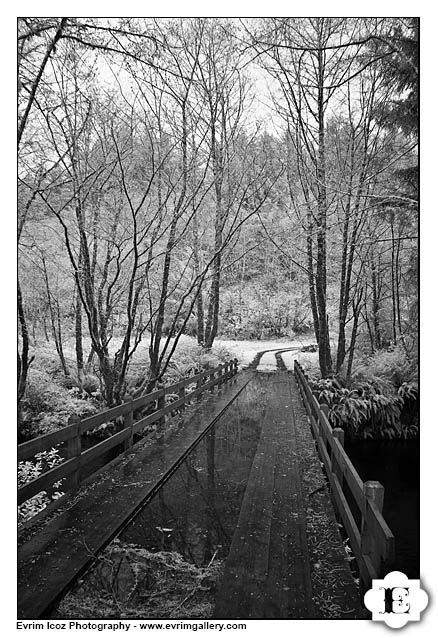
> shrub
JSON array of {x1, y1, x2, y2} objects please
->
[
  {"x1": 82, "y1": 374, "x2": 100, "y2": 396},
  {"x1": 397, "y1": 382, "x2": 418, "y2": 401},
  {"x1": 219, "y1": 281, "x2": 311, "y2": 340},
  {"x1": 353, "y1": 346, "x2": 417, "y2": 389},
  {"x1": 23, "y1": 375, "x2": 52, "y2": 415},
  {"x1": 311, "y1": 375, "x2": 414, "y2": 440},
  {"x1": 18, "y1": 447, "x2": 65, "y2": 525},
  {"x1": 318, "y1": 345, "x2": 419, "y2": 439},
  {"x1": 163, "y1": 339, "x2": 233, "y2": 384},
  {"x1": 20, "y1": 366, "x2": 99, "y2": 440},
  {"x1": 59, "y1": 375, "x2": 79, "y2": 390}
]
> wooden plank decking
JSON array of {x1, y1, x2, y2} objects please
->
[
  {"x1": 214, "y1": 373, "x2": 313, "y2": 618},
  {"x1": 214, "y1": 370, "x2": 364, "y2": 619},
  {"x1": 18, "y1": 363, "x2": 365, "y2": 620}
]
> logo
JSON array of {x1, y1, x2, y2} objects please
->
[{"x1": 364, "y1": 571, "x2": 428, "y2": 628}]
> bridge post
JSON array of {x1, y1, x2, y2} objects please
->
[
  {"x1": 332, "y1": 428, "x2": 345, "y2": 460},
  {"x1": 331, "y1": 428, "x2": 344, "y2": 467},
  {"x1": 179, "y1": 384, "x2": 186, "y2": 411},
  {"x1": 363, "y1": 480, "x2": 384, "y2": 514},
  {"x1": 197, "y1": 371, "x2": 204, "y2": 401},
  {"x1": 320, "y1": 403, "x2": 330, "y2": 418},
  {"x1": 233, "y1": 358, "x2": 239, "y2": 378},
  {"x1": 219, "y1": 363, "x2": 227, "y2": 388},
  {"x1": 223, "y1": 361, "x2": 227, "y2": 381},
  {"x1": 209, "y1": 369, "x2": 215, "y2": 393},
  {"x1": 361, "y1": 480, "x2": 385, "y2": 581},
  {"x1": 67, "y1": 415, "x2": 81, "y2": 490},
  {"x1": 124, "y1": 400, "x2": 134, "y2": 451},
  {"x1": 157, "y1": 388, "x2": 166, "y2": 431}
]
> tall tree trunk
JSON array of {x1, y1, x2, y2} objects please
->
[
  {"x1": 55, "y1": 300, "x2": 69, "y2": 376},
  {"x1": 204, "y1": 121, "x2": 224, "y2": 350},
  {"x1": 370, "y1": 252, "x2": 382, "y2": 350},
  {"x1": 336, "y1": 146, "x2": 368, "y2": 372},
  {"x1": 149, "y1": 217, "x2": 177, "y2": 379},
  {"x1": 150, "y1": 99, "x2": 188, "y2": 380},
  {"x1": 75, "y1": 245, "x2": 84, "y2": 380},
  {"x1": 346, "y1": 309, "x2": 359, "y2": 383},
  {"x1": 394, "y1": 230, "x2": 408, "y2": 353},
  {"x1": 306, "y1": 209, "x2": 320, "y2": 345},
  {"x1": 193, "y1": 211, "x2": 205, "y2": 345},
  {"x1": 42, "y1": 256, "x2": 69, "y2": 376},
  {"x1": 204, "y1": 229, "x2": 222, "y2": 349},
  {"x1": 238, "y1": 249, "x2": 246, "y2": 326},
  {"x1": 315, "y1": 47, "x2": 332, "y2": 377},
  {"x1": 98, "y1": 353, "x2": 115, "y2": 405},
  {"x1": 363, "y1": 301, "x2": 375, "y2": 354},
  {"x1": 390, "y1": 216, "x2": 398, "y2": 345},
  {"x1": 42, "y1": 314, "x2": 50, "y2": 342},
  {"x1": 346, "y1": 289, "x2": 363, "y2": 383},
  {"x1": 75, "y1": 291, "x2": 84, "y2": 379},
  {"x1": 18, "y1": 280, "x2": 34, "y2": 415}
]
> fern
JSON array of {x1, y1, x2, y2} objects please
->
[{"x1": 310, "y1": 373, "x2": 415, "y2": 439}]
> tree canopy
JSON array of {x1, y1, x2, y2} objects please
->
[{"x1": 18, "y1": 17, "x2": 418, "y2": 411}]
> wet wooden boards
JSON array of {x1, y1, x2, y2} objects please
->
[
  {"x1": 17, "y1": 373, "x2": 253, "y2": 620},
  {"x1": 214, "y1": 373, "x2": 314, "y2": 618}
]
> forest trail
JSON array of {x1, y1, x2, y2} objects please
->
[{"x1": 18, "y1": 350, "x2": 363, "y2": 619}]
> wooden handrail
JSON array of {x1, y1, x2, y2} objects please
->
[
  {"x1": 18, "y1": 359, "x2": 239, "y2": 510},
  {"x1": 294, "y1": 360, "x2": 395, "y2": 594}
]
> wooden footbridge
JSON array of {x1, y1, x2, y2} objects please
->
[{"x1": 17, "y1": 351, "x2": 394, "y2": 620}]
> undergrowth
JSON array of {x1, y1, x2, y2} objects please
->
[
  {"x1": 20, "y1": 337, "x2": 234, "y2": 442},
  {"x1": 20, "y1": 359, "x2": 98, "y2": 442},
  {"x1": 308, "y1": 346, "x2": 418, "y2": 440},
  {"x1": 18, "y1": 448, "x2": 65, "y2": 525}
]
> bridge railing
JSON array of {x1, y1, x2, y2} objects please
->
[
  {"x1": 18, "y1": 358, "x2": 239, "y2": 512},
  {"x1": 294, "y1": 360, "x2": 395, "y2": 595}
]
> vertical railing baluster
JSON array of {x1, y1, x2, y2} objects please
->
[
  {"x1": 67, "y1": 415, "x2": 81, "y2": 490},
  {"x1": 179, "y1": 383, "x2": 186, "y2": 412},
  {"x1": 197, "y1": 370, "x2": 203, "y2": 401}
]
